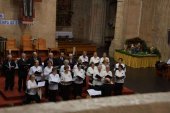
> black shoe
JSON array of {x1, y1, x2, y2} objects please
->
[
  {"x1": 10, "y1": 88, "x2": 13, "y2": 91},
  {"x1": 4, "y1": 88, "x2": 8, "y2": 91},
  {"x1": 18, "y1": 89, "x2": 22, "y2": 93}
]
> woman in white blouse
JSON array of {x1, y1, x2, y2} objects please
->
[
  {"x1": 89, "y1": 52, "x2": 100, "y2": 65},
  {"x1": 92, "y1": 65, "x2": 105, "y2": 90},
  {"x1": 48, "y1": 67, "x2": 60, "y2": 102},
  {"x1": 60, "y1": 66, "x2": 73, "y2": 100},
  {"x1": 43, "y1": 60, "x2": 53, "y2": 98},
  {"x1": 60, "y1": 59, "x2": 71, "y2": 74},
  {"x1": 28, "y1": 60, "x2": 43, "y2": 82},
  {"x1": 103, "y1": 65, "x2": 113, "y2": 80},
  {"x1": 86, "y1": 62, "x2": 97, "y2": 87},
  {"x1": 73, "y1": 63, "x2": 85, "y2": 98},
  {"x1": 24, "y1": 74, "x2": 40, "y2": 104},
  {"x1": 100, "y1": 52, "x2": 110, "y2": 64},
  {"x1": 114, "y1": 65, "x2": 126, "y2": 95}
]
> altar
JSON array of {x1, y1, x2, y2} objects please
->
[{"x1": 114, "y1": 50, "x2": 160, "y2": 68}]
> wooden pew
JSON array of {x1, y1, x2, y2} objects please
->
[
  {"x1": 21, "y1": 34, "x2": 34, "y2": 57},
  {"x1": 6, "y1": 38, "x2": 19, "y2": 57}
]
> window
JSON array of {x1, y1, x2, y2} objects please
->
[{"x1": 56, "y1": 0, "x2": 73, "y2": 27}]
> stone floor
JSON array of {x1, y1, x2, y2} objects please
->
[{"x1": 125, "y1": 67, "x2": 170, "y2": 93}]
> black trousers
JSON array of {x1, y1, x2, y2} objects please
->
[
  {"x1": 24, "y1": 93, "x2": 40, "y2": 104},
  {"x1": 73, "y1": 83, "x2": 83, "y2": 98},
  {"x1": 60, "y1": 84, "x2": 72, "y2": 101},
  {"x1": 45, "y1": 80, "x2": 49, "y2": 98},
  {"x1": 18, "y1": 72, "x2": 27, "y2": 91},
  {"x1": 114, "y1": 83, "x2": 123, "y2": 95},
  {"x1": 48, "y1": 90, "x2": 58, "y2": 102},
  {"x1": 5, "y1": 71, "x2": 15, "y2": 90}
]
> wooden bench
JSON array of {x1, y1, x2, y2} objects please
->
[{"x1": 6, "y1": 38, "x2": 19, "y2": 57}]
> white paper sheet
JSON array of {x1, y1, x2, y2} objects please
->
[
  {"x1": 87, "y1": 89, "x2": 102, "y2": 96},
  {"x1": 37, "y1": 81, "x2": 45, "y2": 87}
]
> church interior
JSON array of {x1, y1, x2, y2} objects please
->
[{"x1": 0, "y1": 0, "x2": 170, "y2": 112}]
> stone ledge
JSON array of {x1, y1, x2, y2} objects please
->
[{"x1": 0, "y1": 92, "x2": 170, "y2": 113}]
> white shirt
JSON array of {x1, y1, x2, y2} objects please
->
[
  {"x1": 73, "y1": 68, "x2": 85, "y2": 84},
  {"x1": 86, "y1": 66, "x2": 98, "y2": 77},
  {"x1": 27, "y1": 80, "x2": 38, "y2": 95},
  {"x1": 93, "y1": 69, "x2": 105, "y2": 86},
  {"x1": 114, "y1": 63, "x2": 126, "y2": 72},
  {"x1": 79, "y1": 55, "x2": 89, "y2": 63},
  {"x1": 60, "y1": 71, "x2": 73, "y2": 82},
  {"x1": 100, "y1": 57, "x2": 110, "y2": 63},
  {"x1": 43, "y1": 66, "x2": 53, "y2": 80},
  {"x1": 29, "y1": 66, "x2": 43, "y2": 81},
  {"x1": 114, "y1": 70, "x2": 126, "y2": 83},
  {"x1": 48, "y1": 73, "x2": 60, "y2": 90},
  {"x1": 101, "y1": 64, "x2": 106, "y2": 72},
  {"x1": 167, "y1": 59, "x2": 170, "y2": 64},
  {"x1": 90, "y1": 56, "x2": 100, "y2": 64},
  {"x1": 60, "y1": 65, "x2": 71, "y2": 74},
  {"x1": 103, "y1": 70, "x2": 113, "y2": 78}
]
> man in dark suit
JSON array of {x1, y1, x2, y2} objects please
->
[
  {"x1": 28, "y1": 52, "x2": 42, "y2": 67},
  {"x1": 56, "y1": 52, "x2": 65, "y2": 68},
  {"x1": 44, "y1": 52, "x2": 57, "y2": 67},
  {"x1": 68, "y1": 53, "x2": 76, "y2": 69},
  {"x1": 3, "y1": 54, "x2": 16, "y2": 91},
  {"x1": 17, "y1": 53, "x2": 29, "y2": 92}
]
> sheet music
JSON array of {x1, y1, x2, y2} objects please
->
[
  {"x1": 37, "y1": 81, "x2": 45, "y2": 87},
  {"x1": 87, "y1": 89, "x2": 101, "y2": 96}
]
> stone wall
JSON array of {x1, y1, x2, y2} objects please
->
[
  {"x1": 139, "y1": 0, "x2": 170, "y2": 61},
  {"x1": 0, "y1": 0, "x2": 56, "y2": 48},
  {"x1": 109, "y1": 0, "x2": 170, "y2": 61},
  {"x1": 0, "y1": 92, "x2": 170, "y2": 113}
]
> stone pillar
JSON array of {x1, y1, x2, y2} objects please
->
[
  {"x1": 89, "y1": 0, "x2": 107, "y2": 46},
  {"x1": 109, "y1": 0, "x2": 126, "y2": 57}
]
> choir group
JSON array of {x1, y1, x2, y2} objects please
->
[{"x1": 2, "y1": 51, "x2": 126, "y2": 104}]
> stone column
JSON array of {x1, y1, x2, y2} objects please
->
[
  {"x1": 89, "y1": 0, "x2": 107, "y2": 46},
  {"x1": 109, "y1": 0, "x2": 126, "y2": 57}
]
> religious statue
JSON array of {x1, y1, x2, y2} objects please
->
[{"x1": 23, "y1": 0, "x2": 34, "y2": 17}]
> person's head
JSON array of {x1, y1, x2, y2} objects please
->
[
  {"x1": 77, "y1": 63, "x2": 82, "y2": 69},
  {"x1": 90, "y1": 62, "x2": 95, "y2": 67},
  {"x1": 64, "y1": 59, "x2": 69, "y2": 66},
  {"x1": 104, "y1": 77, "x2": 111, "y2": 84},
  {"x1": 47, "y1": 60, "x2": 53, "y2": 67},
  {"x1": 48, "y1": 52, "x2": 54, "y2": 59},
  {"x1": 52, "y1": 67, "x2": 57, "y2": 74},
  {"x1": 97, "y1": 64, "x2": 102, "y2": 71},
  {"x1": 103, "y1": 52, "x2": 107, "y2": 57},
  {"x1": 77, "y1": 58, "x2": 82, "y2": 64},
  {"x1": 118, "y1": 58, "x2": 123, "y2": 64},
  {"x1": 106, "y1": 65, "x2": 110, "y2": 71},
  {"x1": 83, "y1": 51, "x2": 87, "y2": 56},
  {"x1": 93, "y1": 52, "x2": 97, "y2": 57},
  {"x1": 69, "y1": 53, "x2": 73, "y2": 59},
  {"x1": 21, "y1": 53, "x2": 26, "y2": 59},
  {"x1": 30, "y1": 74, "x2": 36, "y2": 81},
  {"x1": 7, "y1": 54, "x2": 12, "y2": 61},
  {"x1": 34, "y1": 60, "x2": 39, "y2": 67},
  {"x1": 64, "y1": 65, "x2": 69, "y2": 72},
  {"x1": 118, "y1": 64, "x2": 124, "y2": 71},
  {"x1": 60, "y1": 52, "x2": 64, "y2": 57},
  {"x1": 33, "y1": 52, "x2": 38, "y2": 58}
]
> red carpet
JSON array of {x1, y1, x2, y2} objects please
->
[{"x1": 0, "y1": 75, "x2": 135, "y2": 108}]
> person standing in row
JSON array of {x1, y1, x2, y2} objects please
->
[
  {"x1": 28, "y1": 52, "x2": 42, "y2": 67},
  {"x1": 60, "y1": 66, "x2": 73, "y2": 100},
  {"x1": 28, "y1": 60, "x2": 43, "y2": 82},
  {"x1": 43, "y1": 60, "x2": 53, "y2": 98},
  {"x1": 17, "y1": 53, "x2": 29, "y2": 92},
  {"x1": 24, "y1": 74, "x2": 40, "y2": 104},
  {"x1": 114, "y1": 65, "x2": 126, "y2": 95},
  {"x1": 90, "y1": 52, "x2": 100, "y2": 65},
  {"x1": 73, "y1": 64, "x2": 85, "y2": 99},
  {"x1": 3, "y1": 54, "x2": 16, "y2": 91},
  {"x1": 48, "y1": 67, "x2": 60, "y2": 102}
]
